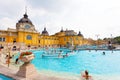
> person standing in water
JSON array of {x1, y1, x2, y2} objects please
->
[
  {"x1": 103, "y1": 52, "x2": 105, "y2": 55},
  {"x1": 81, "y1": 70, "x2": 93, "y2": 80}
]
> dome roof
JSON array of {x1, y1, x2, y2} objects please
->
[
  {"x1": 65, "y1": 30, "x2": 77, "y2": 36},
  {"x1": 78, "y1": 31, "x2": 83, "y2": 36},
  {"x1": 42, "y1": 27, "x2": 49, "y2": 36},
  {"x1": 18, "y1": 13, "x2": 33, "y2": 25}
]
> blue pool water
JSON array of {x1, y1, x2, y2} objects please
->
[
  {"x1": 0, "y1": 74, "x2": 13, "y2": 80},
  {"x1": 32, "y1": 50, "x2": 120, "y2": 75}
]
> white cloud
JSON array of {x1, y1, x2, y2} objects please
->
[
  {"x1": 0, "y1": 0, "x2": 26, "y2": 29},
  {"x1": 0, "y1": 0, "x2": 120, "y2": 39},
  {"x1": 0, "y1": 17, "x2": 16, "y2": 30},
  {"x1": 0, "y1": 0, "x2": 25, "y2": 17}
]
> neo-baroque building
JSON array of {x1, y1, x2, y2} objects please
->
[{"x1": 0, "y1": 13, "x2": 90, "y2": 47}]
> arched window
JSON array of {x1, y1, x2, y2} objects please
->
[
  {"x1": 76, "y1": 37, "x2": 78, "y2": 40},
  {"x1": 26, "y1": 35, "x2": 32, "y2": 40}
]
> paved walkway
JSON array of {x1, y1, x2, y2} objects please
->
[{"x1": 0, "y1": 64, "x2": 79, "y2": 80}]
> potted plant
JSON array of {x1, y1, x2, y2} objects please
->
[{"x1": 19, "y1": 51, "x2": 34, "y2": 63}]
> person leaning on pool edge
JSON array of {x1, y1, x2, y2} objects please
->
[{"x1": 15, "y1": 58, "x2": 19, "y2": 64}]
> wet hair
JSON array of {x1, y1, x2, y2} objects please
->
[{"x1": 85, "y1": 70, "x2": 89, "y2": 75}]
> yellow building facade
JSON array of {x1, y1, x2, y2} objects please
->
[{"x1": 0, "y1": 13, "x2": 89, "y2": 47}]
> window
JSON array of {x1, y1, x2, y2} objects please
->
[
  {"x1": 25, "y1": 25, "x2": 30, "y2": 29},
  {"x1": 13, "y1": 38, "x2": 16, "y2": 41},
  {"x1": 70, "y1": 38, "x2": 72, "y2": 41},
  {"x1": 0, "y1": 37, "x2": 5, "y2": 42},
  {"x1": 0, "y1": 38, "x2": 2, "y2": 41},
  {"x1": 9, "y1": 33, "x2": 12, "y2": 36},
  {"x1": 76, "y1": 37, "x2": 78, "y2": 40},
  {"x1": 39, "y1": 40, "x2": 40, "y2": 43},
  {"x1": 3, "y1": 38, "x2": 5, "y2": 41},
  {"x1": 64, "y1": 38, "x2": 66, "y2": 41},
  {"x1": 26, "y1": 35, "x2": 32, "y2": 40},
  {"x1": 0, "y1": 32, "x2": 2, "y2": 35}
]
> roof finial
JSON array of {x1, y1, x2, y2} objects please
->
[
  {"x1": 25, "y1": 6, "x2": 27, "y2": 14},
  {"x1": 60, "y1": 26, "x2": 63, "y2": 32},
  {"x1": 44, "y1": 24, "x2": 46, "y2": 31},
  {"x1": 61, "y1": 26, "x2": 63, "y2": 30},
  {"x1": 44, "y1": 27, "x2": 46, "y2": 31},
  {"x1": 23, "y1": 6, "x2": 28, "y2": 18}
]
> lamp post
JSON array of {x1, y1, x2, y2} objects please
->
[
  {"x1": 7, "y1": 47, "x2": 11, "y2": 67},
  {"x1": 110, "y1": 34, "x2": 112, "y2": 44},
  {"x1": 111, "y1": 34, "x2": 113, "y2": 53},
  {"x1": 95, "y1": 34, "x2": 100, "y2": 50}
]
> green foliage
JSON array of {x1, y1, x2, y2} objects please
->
[{"x1": 114, "y1": 36, "x2": 120, "y2": 44}]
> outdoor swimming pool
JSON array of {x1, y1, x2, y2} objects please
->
[
  {"x1": 0, "y1": 74, "x2": 13, "y2": 80},
  {"x1": 31, "y1": 49, "x2": 120, "y2": 75}
]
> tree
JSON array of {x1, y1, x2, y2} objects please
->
[{"x1": 113, "y1": 36, "x2": 120, "y2": 44}]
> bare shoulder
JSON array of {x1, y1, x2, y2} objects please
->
[
  {"x1": 81, "y1": 73, "x2": 93, "y2": 80},
  {"x1": 81, "y1": 76, "x2": 93, "y2": 80}
]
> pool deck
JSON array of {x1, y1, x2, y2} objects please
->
[{"x1": 0, "y1": 64, "x2": 79, "y2": 80}]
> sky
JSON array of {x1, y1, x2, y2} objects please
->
[{"x1": 0, "y1": 0, "x2": 120, "y2": 39}]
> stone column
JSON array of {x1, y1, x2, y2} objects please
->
[{"x1": 16, "y1": 54, "x2": 38, "y2": 78}]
